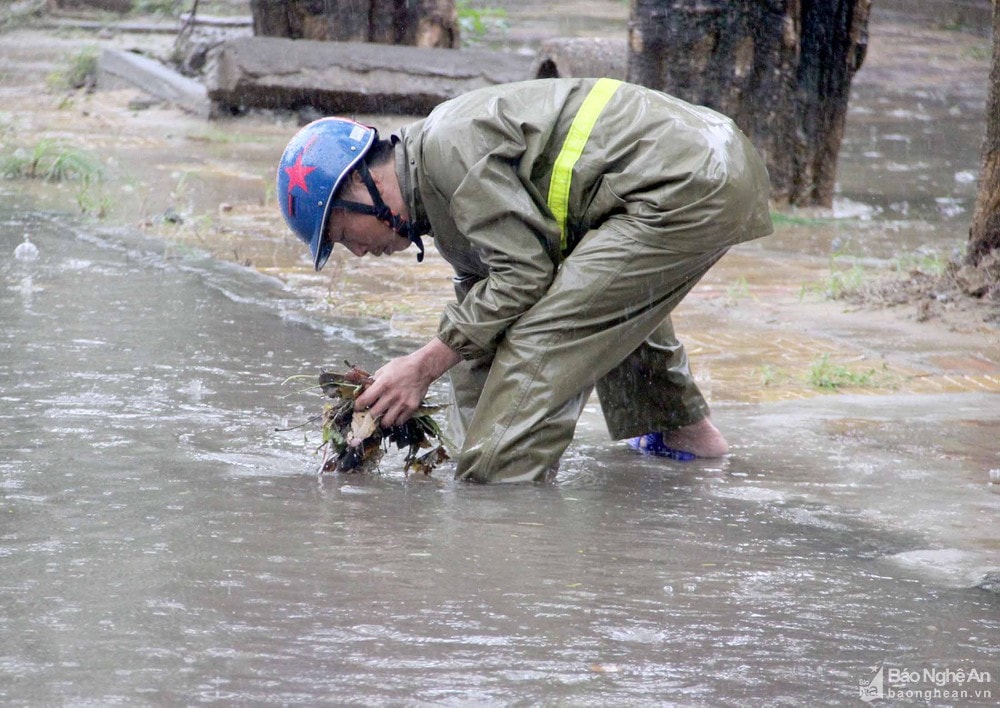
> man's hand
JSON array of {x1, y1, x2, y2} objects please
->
[{"x1": 354, "y1": 338, "x2": 462, "y2": 427}]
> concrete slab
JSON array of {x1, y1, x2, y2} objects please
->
[
  {"x1": 206, "y1": 36, "x2": 537, "y2": 116},
  {"x1": 97, "y1": 47, "x2": 210, "y2": 118}
]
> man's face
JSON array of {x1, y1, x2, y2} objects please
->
[{"x1": 322, "y1": 180, "x2": 411, "y2": 259}]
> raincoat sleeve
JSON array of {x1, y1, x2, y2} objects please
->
[{"x1": 426, "y1": 145, "x2": 561, "y2": 360}]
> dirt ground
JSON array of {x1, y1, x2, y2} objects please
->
[
  {"x1": 847, "y1": 257, "x2": 999, "y2": 328},
  {"x1": 1, "y1": 5, "x2": 998, "y2": 405}
]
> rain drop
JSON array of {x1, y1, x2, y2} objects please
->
[{"x1": 14, "y1": 234, "x2": 39, "y2": 262}]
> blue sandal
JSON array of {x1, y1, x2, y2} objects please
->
[{"x1": 626, "y1": 432, "x2": 697, "y2": 461}]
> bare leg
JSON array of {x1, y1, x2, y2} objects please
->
[{"x1": 660, "y1": 417, "x2": 729, "y2": 457}]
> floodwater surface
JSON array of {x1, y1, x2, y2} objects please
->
[{"x1": 2, "y1": 201, "x2": 998, "y2": 705}]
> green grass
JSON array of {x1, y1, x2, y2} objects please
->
[
  {"x1": 457, "y1": 1, "x2": 509, "y2": 44},
  {"x1": 46, "y1": 46, "x2": 99, "y2": 92},
  {"x1": 0, "y1": 139, "x2": 103, "y2": 182},
  {"x1": 799, "y1": 256, "x2": 867, "y2": 301},
  {"x1": 757, "y1": 358, "x2": 897, "y2": 391},
  {"x1": 798, "y1": 247, "x2": 884, "y2": 301},
  {"x1": 770, "y1": 211, "x2": 836, "y2": 228},
  {"x1": 0, "y1": 138, "x2": 109, "y2": 216},
  {"x1": 0, "y1": 1, "x2": 44, "y2": 30},
  {"x1": 74, "y1": 182, "x2": 112, "y2": 218},
  {"x1": 800, "y1": 248, "x2": 951, "y2": 303},
  {"x1": 725, "y1": 275, "x2": 752, "y2": 306},
  {"x1": 807, "y1": 354, "x2": 894, "y2": 390},
  {"x1": 964, "y1": 44, "x2": 991, "y2": 62},
  {"x1": 892, "y1": 250, "x2": 948, "y2": 277},
  {"x1": 825, "y1": 260, "x2": 867, "y2": 299},
  {"x1": 758, "y1": 364, "x2": 785, "y2": 387}
]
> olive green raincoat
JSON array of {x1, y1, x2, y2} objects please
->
[{"x1": 393, "y1": 78, "x2": 772, "y2": 483}]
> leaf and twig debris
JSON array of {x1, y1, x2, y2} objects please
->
[{"x1": 284, "y1": 362, "x2": 451, "y2": 476}]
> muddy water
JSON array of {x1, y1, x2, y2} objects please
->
[{"x1": 3, "y1": 200, "x2": 999, "y2": 704}]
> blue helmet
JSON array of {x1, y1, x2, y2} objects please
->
[{"x1": 276, "y1": 117, "x2": 375, "y2": 270}]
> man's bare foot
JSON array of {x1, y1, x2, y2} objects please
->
[{"x1": 660, "y1": 418, "x2": 729, "y2": 458}]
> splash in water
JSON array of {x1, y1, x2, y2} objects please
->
[{"x1": 14, "y1": 234, "x2": 39, "y2": 262}]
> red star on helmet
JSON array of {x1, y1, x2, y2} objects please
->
[{"x1": 285, "y1": 149, "x2": 317, "y2": 194}]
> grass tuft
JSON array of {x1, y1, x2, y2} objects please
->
[
  {"x1": 0, "y1": 138, "x2": 103, "y2": 182},
  {"x1": 807, "y1": 354, "x2": 895, "y2": 390},
  {"x1": 46, "y1": 46, "x2": 100, "y2": 92}
]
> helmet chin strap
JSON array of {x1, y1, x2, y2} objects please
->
[{"x1": 332, "y1": 161, "x2": 425, "y2": 263}]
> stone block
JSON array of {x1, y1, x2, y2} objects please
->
[{"x1": 205, "y1": 36, "x2": 536, "y2": 116}]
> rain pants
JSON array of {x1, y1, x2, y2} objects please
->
[{"x1": 392, "y1": 78, "x2": 773, "y2": 483}]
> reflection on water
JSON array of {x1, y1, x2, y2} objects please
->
[{"x1": 2, "y1": 204, "x2": 998, "y2": 705}]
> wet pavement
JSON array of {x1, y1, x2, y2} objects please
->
[{"x1": 1, "y1": 4, "x2": 999, "y2": 705}]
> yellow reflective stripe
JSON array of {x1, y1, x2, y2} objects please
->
[{"x1": 547, "y1": 78, "x2": 622, "y2": 252}]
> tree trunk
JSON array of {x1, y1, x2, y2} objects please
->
[
  {"x1": 967, "y1": 0, "x2": 1000, "y2": 266},
  {"x1": 627, "y1": 0, "x2": 870, "y2": 207},
  {"x1": 250, "y1": 0, "x2": 459, "y2": 49}
]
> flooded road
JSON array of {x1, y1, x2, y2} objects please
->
[{"x1": 3, "y1": 201, "x2": 999, "y2": 705}]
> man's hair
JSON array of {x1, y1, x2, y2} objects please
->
[{"x1": 365, "y1": 137, "x2": 394, "y2": 167}]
